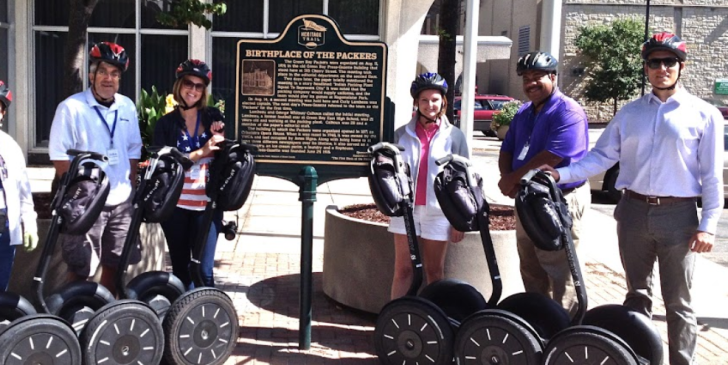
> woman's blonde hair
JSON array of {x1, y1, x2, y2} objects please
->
[{"x1": 172, "y1": 76, "x2": 208, "y2": 109}]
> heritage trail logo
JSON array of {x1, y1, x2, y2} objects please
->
[{"x1": 298, "y1": 19, "x2": 327, "y2": 49}]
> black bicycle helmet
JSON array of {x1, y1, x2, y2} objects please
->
[
  {"x1": 641, "y1": 32, "x2": 687, "y2": 62},
  {"x1": 176, "y1": 59, "x2": 212, "y2": 85},
  {"x1": 0, "y1": 80, "x2": 11, "y2": 110},
  {"x1": 90, "y1": 42, "x2": 129, "y2": 72},
  {"x1": 516, "y1": 51, "x2": 559, "y2": 76},
  {"x1": 410, "y1": 72, "x2": 448, "y2": 98}
]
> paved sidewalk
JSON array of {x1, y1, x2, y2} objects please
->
[{"x1": 27, "y1": 163, "x2": 728, "y2": 364}]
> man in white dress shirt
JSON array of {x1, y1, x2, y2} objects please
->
[{"x1": 542, "y1": 32, "x2": 724, "y2": 365}]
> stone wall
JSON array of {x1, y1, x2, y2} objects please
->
[{"x1": 560, "y1": 2, "x2": 728, "y2": 122}]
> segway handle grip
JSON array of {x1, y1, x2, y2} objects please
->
[
  {"x1": 368, "y1": 142, "x2": 405, "y2": 154},
  {"x1": 520, "y1": 169, "x2": 541, "y2": 185},
  {"x1": 436, "y1": 154, "x2": 471, "y2": 167},
  {"x1": 167, "y1": 147, "x2": 195, "y2": 170},
  {"x1": 66, "y1": 149, "x2": 108, "y2": 161}
]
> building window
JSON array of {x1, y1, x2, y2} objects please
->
[
  {"x1": 518, "y1": 25, "x2": 530, "y2": 56},
  {"x1": 32, "y1": 0, "x2": 189, "y2": 147}
]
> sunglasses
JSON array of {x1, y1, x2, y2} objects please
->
[
  {"x1": 646, "y1": 57, "x2": 680, "y2": 70},
  {"x1": 182, "y1": 79, "x2": 206, "y2": 92}
]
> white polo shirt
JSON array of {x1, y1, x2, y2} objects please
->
[
  {"x1": 0, "y1": 131, "x2": 38, "y2": 246},
  {"x1": 49, "y1": 88, "x2": 142, "y2": 206}
]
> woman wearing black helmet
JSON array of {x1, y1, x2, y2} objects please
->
[
  {"x1": 153, "y1": 59, "x2": 225, "y2": 289},
  {"x1": 0, "y1": 80, "x2": 39, "y2": 291},
  {"x1": 388, "y1": 72, "x2": 470, "y2": 299}
]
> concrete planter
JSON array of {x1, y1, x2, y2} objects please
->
[
  {"x1": 8, "y1": 219, "x2": 167, "y2": 306},
  {"x1": 322, "y1": 205, "x2": 524, "y2": 314}
]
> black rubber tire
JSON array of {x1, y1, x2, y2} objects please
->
[
  {"x1": 46, "y1": 281, "x2": 116, "y2": 336},
  {"x1": 418, "y1": 279, "x2": 487, "y2": 323},
  {"x1": 79, "y1": 299, "x2": 164, "y2": 365},
  {"x1": 584, "y1": 305, "x2": 663, "y2": 365},
  {"x1": 543, "y1": 327, "x2": 638, "y2": 365},
  {"x1": 0, "y1": 314, "x2": 81, "y2": 364},
  {"x1": 163, "y1": 288, "x2": 238, "y2": 365},
  {"x1": 0, "y1": 292, "x2": 37, "y2": 322},
  {"x1": 497, "y1": 293, "x2": 570, "y2": 340},
  {"x1": 454, "y1": 309, "x2": 543, "y2": 365},
  {"x1": 374, "y1": 296, "x2": 454, "y2": 365},
  {"x1": 126, "y1": 271, "x2": 186, "y2": 320}
]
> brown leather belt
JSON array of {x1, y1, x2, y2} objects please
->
[{"x1": 624, "y1": 190, "x2": 696, "y2": 206}]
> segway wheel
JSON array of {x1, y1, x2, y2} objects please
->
[
  {"x1": 374, "y1": 297, "x2": 454, "y2": 365},
  {"x1": 454, "y1": 309, "x2": 543, "y2": 365},
  {"x1": 163, "y1": 288, "x2": 238, "y2": 365},
  {"x1": 543, "y1": 327, "x2": 638, "y2": 365},
  {"x1": 0, "y1": 314, "x2": 81, "y2": 364},
  {"x1": 79, "y1": 299, "x2": 164, "y2": 365}
]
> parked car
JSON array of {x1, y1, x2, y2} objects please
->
[
  {"x1": 702, "y1": 98, "x2": 728, "y2": 120},
  {"x1": 453, "y1": 94, "x2": 515, "y2": 136},
  {"x1": 589, "y1": 123, "x2": 728, "y2": 202}
]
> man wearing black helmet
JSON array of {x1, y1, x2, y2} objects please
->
[
  {"x1": 497, "y1": 51, "x2": 590, "y2": 317},
  {"x1": 543, "y1": 32, "x2": 724, "y2": 365},
  {"x1": 388, "y1": 72, "x2": 469, "y2": 299},
  {"x1": 0, "y1": 80, "x2": 39, "y2": 291},
  {"x1": 48, "y1": 42, "x2": 143, "y2": 295}
]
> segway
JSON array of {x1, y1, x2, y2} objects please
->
[
  {"x1": 162, "y1": 140, "x2": 255, "y2": 365},
  {"x1": 514, "y1": 170, "x2": 663, "y2": 365},
  {"x1": 78, "y1": 146, "x2": 194, "y2": 365},
  {"x1": 371, "y1": 142, "x2": 473, "y2": 365},
  {"x1": 433, "y1": 154, "x2": 546, "y2": 365},
  {"x1": 0, "y1": 149, "x2": 125, "y2": 363}
]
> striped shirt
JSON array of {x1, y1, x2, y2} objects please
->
[{"x1": 176, "y1": 123, "x2": 213, "y2": 211}]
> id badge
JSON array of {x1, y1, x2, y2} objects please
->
[
  {"x1": 107, "y1": 148, "x2": 120, "y2": 166},
  {"x1": 517, "y1": 144, "x2": 530, "y2": 161}
]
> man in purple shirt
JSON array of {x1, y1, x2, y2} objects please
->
[{"x1": 498, "y1": 51, "x2": 589, "y2": 316}]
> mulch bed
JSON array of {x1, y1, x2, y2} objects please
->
[{"x1": 339, "y1": 203, "x2": 516, "y2": 231}]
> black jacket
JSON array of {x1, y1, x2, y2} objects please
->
[{"x1": 153, "y1": 107, "x2": 225, "y2": 148}]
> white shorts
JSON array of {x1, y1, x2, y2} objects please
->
[{"x1": 388, "y1": 206, "x2": 451, "y2": 241}]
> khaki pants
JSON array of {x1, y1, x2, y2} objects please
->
[
  {"x1": 514, "y1": 181, "x2": 590, "y2": 317},
  {"x1": 615, "y1": 196, "x2": 698, "y2": 365}
]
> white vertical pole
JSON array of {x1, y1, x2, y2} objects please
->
[
  {"x1": 461, "y1": 0, "x2": 480, "y2": 157},
  {"x1": 540, "y1": 0, "x2": 563, "y2": 63}
]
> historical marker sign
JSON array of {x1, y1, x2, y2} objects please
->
[
  {"x1": 235, "y1": 14, "x2": 390, "y2": 183},
  {"x1": 715, "y1": 78, "x2": 728, "y2": 95}
]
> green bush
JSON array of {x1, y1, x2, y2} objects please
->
[
  {"x1": 137, "y1": 86, "x2": 167, "y2": 150},
  {"x1": 491, "y1": 100, "x2": 523, "y2": 130}
]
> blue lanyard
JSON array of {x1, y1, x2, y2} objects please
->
[
  {"x1": 182, "y1": 111, "x2": 202, "y2": 148},
  {"x1": 93, "y1": 106, "x2": 118, "y2": 148}
]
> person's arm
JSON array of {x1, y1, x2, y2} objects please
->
[
  {"x1": 127, "y1": 102, "x2": 143, "y2": 185},
  {"x1": 17, "y1": 154, "x2": 38, "y2": 251},
  {"x1": 690, "y1": 108, "x2": 725, "y2": 253},
  {"x1": 498, "y1": 150, "x2": 562, "y2": 197},
  {"x1": 48, "y1": 104, "x2": 74, "y2": 178}
]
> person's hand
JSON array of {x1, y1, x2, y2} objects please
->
[
  {"x1": 23, "y1": 232, "x2": 39, "y2": 252},
  {"x1": 497, "y1": 174, "x2": 518, "y2": 198},
  {"x1": 450, "y1": 226, "x2": 465, "y2": 243},
  {"x1": 201, "y1": 134, "x2": 225, "y2": 156},
  {"x1": 689, "y1": 231, "x2": 714, "y2": 253},
  {"x1": 538, "y1": 165, "x2": 560, "y2": 181},
  {"x1": 211, "y1": 121, "x2": 225, "y2": 136}
]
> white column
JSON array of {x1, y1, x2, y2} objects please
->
[
  {"x1": 460, "y1": 0, "x2": 480, "y2": 157},
  {"x1": 13, "y1": 0, "x2": 30, "y2": 156},
  {"x1": 540, "y1": 0, "x2": 562, "y2": 59}
]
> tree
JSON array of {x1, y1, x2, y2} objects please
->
[
  {"x1": 436, "y1": 0, "x2": 460, "y2": 124},
  {"x1": 575, "y1": 18, "x2": 644, "y2": 116},
  {"x1": 63, "y1": 0, "x2": 226, "y2": 98}
]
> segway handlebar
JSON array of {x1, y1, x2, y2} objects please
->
[
  {"x1": 435, "y1": 154, "x2": 471, "y2": 167},
  {"x1": 146, "y1": 146, "x2": 194, "y2": 170},
  {"x1": 66, "y1": 149, "x2": 108, "y2": 162},
  {"x1": 368, "y1": 142, "x2": 404, "y2": 154}
]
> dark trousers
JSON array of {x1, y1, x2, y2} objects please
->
[
  {"x1": 161, "y1": 207, "x2": 223, "y2": 290},
  {"x1": 0, "y1": 232, "x2": 16, "y2": 291}
]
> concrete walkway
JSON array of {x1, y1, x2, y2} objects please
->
[{"x1": 25, "y1": 154, "x2": 728, "y2": 364}]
